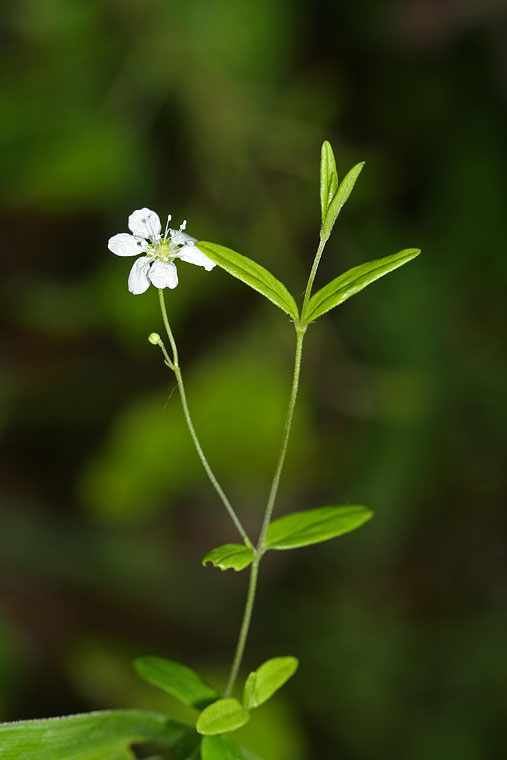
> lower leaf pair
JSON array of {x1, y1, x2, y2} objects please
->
[{"x1": 196, "y1": 656, "x2": 298, "y2": 736}]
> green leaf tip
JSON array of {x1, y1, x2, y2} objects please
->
[
  {"x1": 196, "y1": 698, "x2": 250, "y2": 736},
  {"x1": 320, "y1": 159, "x2": 365, "y2": 241},
  {"x1": 320, "y1": 140, "x2": 339, "y2": 224},
  {"x1": 133, "y1": 656, "x2": 218, "y2": 710},
  {"x1": 303, "y1": 248, "x2": 420, "y2": 322},
  {"x1": 197, "y1": 241, "x2": 299, "y2": 320},
  {"x1": 264, "y1": 505, "x2": 373, "y2": 551},
  {"x1": 243, "y1": 656, "x2": 299, "y2": 709},
  {"x1": 202, "y1": 543, "x2": 254, "y2": 572}
]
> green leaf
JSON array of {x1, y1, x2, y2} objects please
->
[
  {"x1": 134, "y1": 656, "x2": 218, "y2": 710},
  {"x1": 201, "y1": 735, "x2": 246, "y2": 759},
  {"x1": 243, "y1": 657, "x2": 298, "y2": 709},
  {"x1": 0, "y1": 710, "x2": 199, "y2": 760},
  {"x1": 202, "y1": 543, "x2": 254, "y2": 572},
  {"x1": 320, "y1": 161, "x2": 365, "y2": 240},
  {"x1": 197, "y1": 241, "x2": 299, "y2": 320},
  {"x1": 264, "y1": 505, "x2": 373, "y2": 551},
  {"x1": 303, "y1": 248, "x2": 421, "y2": 322},
  {"x1": 196, "y1": 699, "x2": 250, "y2": 736},
  {"x1": 320, "y1": 140, "x2": 339, "y2": 224}
]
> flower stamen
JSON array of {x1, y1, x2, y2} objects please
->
[{"x1": 163, "y1": 214, "x2": 172, "y2": 242}]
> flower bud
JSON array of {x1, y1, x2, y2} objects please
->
[{"x1": 148, "y1": 332, "x2": 161, "y2": 345}]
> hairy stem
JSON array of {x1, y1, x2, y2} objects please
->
[
  {"x1": 224, "y1": 559, "x2": 259, "y2": 697},
  {"x1": 158, "y1": 289, "x2": 252, "y2": 546}
]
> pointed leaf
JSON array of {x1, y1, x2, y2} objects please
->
[
  {"x1": 320, "y1": 140, "x2": 339, "y2": 224},
  {"x1": 243, "y1": 657, "x2": 298, "y2": 709},
  {"x1": 196, "y1": 699, "x2": 250, "y2": 736},
  {"x1": 203, "y1": 543, "x2": 254, "y2": 572},
  {"x1": 197, "y1": 242, "x2": 299, "y2": 320},
  {"x1": 264, "y1": 506, "x2": 373, "y2": 551},
  {"x1": 134, "y1": 656, "x2": 218, "y2": 710},
  {"x1": 303, "y1": 248, "x2": 421, "y2": 321},
  {"x1": 0, "y1": 710, "x2": 199, "y2": 760},
  {"x1": 321, "y1": 161, "x2": 365, "y2": 240},
  {"x1": 202, "y1": 735, "x2": 246, "y2": 759}
]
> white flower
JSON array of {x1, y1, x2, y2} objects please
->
[{"x1": 108, "y1": 208, "x2": 216, "y2": 294}]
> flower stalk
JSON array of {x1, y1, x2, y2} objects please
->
[{"x1": 157, "y1": 289, "x2": 252, "y2": 548}]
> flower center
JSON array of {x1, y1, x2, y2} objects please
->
[{"x1": 150, "y1": 240, "x2": 177, "y2": 263}]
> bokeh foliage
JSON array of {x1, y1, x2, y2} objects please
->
[{"x1": 1, "y1": 0, "x2": 506, "y2": 758}]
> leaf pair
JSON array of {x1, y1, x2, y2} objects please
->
[
  {"x1": 320, "y1": 140, "x2": 364, "y2": 241},
  {"x1": 200, "y1": 238, "x2": 420, "y2": 327},
  {"x1": 202, "y1": 505, "x2": 373, "y2": 572},
  {"x1": 133, "y1": 658, "x2": 254, "y2": 757},
  {"x1": 196, "y1": 657, "x2": 298, "y2": 737}
]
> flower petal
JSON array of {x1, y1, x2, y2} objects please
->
[
  {"x1": 169, "y1": 228, "x2": 197, "y2": 246},
  {"x1": 128, "y1": 256, "x2": 152, "y2": 294},
  {"x1": 108, "y1": 233, "x2": 147, "y2": 257},
  {"x1": 176, "y1": 244, "x2": 216, "y2": 271},
  {"x1": 128, "y1": 208, "x2": 162, "y2": 240},
  {"x1": 149, "y1": 259, "x2": 179, "y2": 289}
]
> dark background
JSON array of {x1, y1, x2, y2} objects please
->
[{"x1": 1, "y1": 1, "x2": 506, "y2": 758}]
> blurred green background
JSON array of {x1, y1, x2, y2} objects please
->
[{"x1": 1, "y1": 0, "x2": 506, "y2": 757}]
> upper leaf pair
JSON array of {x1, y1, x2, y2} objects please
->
[
  {"x1": 200, "y1": 238, "x2": 420, "y2": 327},
  {"x1": 202, "y1": 505, "x2": 373, "y2": 572},
  {"x1": 198, "y1": 140, "x2": 420, "y2": 326}
]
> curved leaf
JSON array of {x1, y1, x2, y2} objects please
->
[
  {"x1": 0, "y1": 710, "x2": 198, "y2": 760},
  {"x1": 202, "y1": 735, "x2": 246, "y2": 759},
  {"x1": 321, "y1": 161, "x2": 365, "y2": 240},
  {"x1": 202, "y1": 543, "x2": 254, "y2": 572},
  {"x1": 264, "y1": 505, "x2": 373, "y2": 551},
  {"x1": 197, "y1": 242, "x2": 299, "y2": 320},
  {"x1": 243, "y1": 657, "x2": 298, "y2": 709},
  {"x1": 196, "y1": 699, "x2": 250, "y2": 736},
  {"x1": 134, "y1": 656, "x2": 218, "y2": 710},
  {"x1": 320, "y1": 140, "x2": 339, "y2": 224},
  {"x1": 303, "y1": 248, "x2": 421, "y2": 321}
]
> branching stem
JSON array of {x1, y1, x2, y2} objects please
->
[{"x1": 158, "y1": 234, "x2": 327, "y2": 696}]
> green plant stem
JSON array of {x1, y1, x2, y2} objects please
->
[
  {"x1": 224, "y1": 324, "x2": 306, "y2": 696},
  {"x1": 157, "y1": 289, "x2": 252, "y2": 547},
  {"x1": 302, "y1": 235, "x2": 327, "y2": 314},
  {"x1": 224, "y1": 558, "x2": 259, "y2": 697},
  {"x1": 224, "y1": 233, "x2": 327, "y2": 695},
  {"x1": 256, "y1": 326, "x2": 306, "y2": 552}
]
